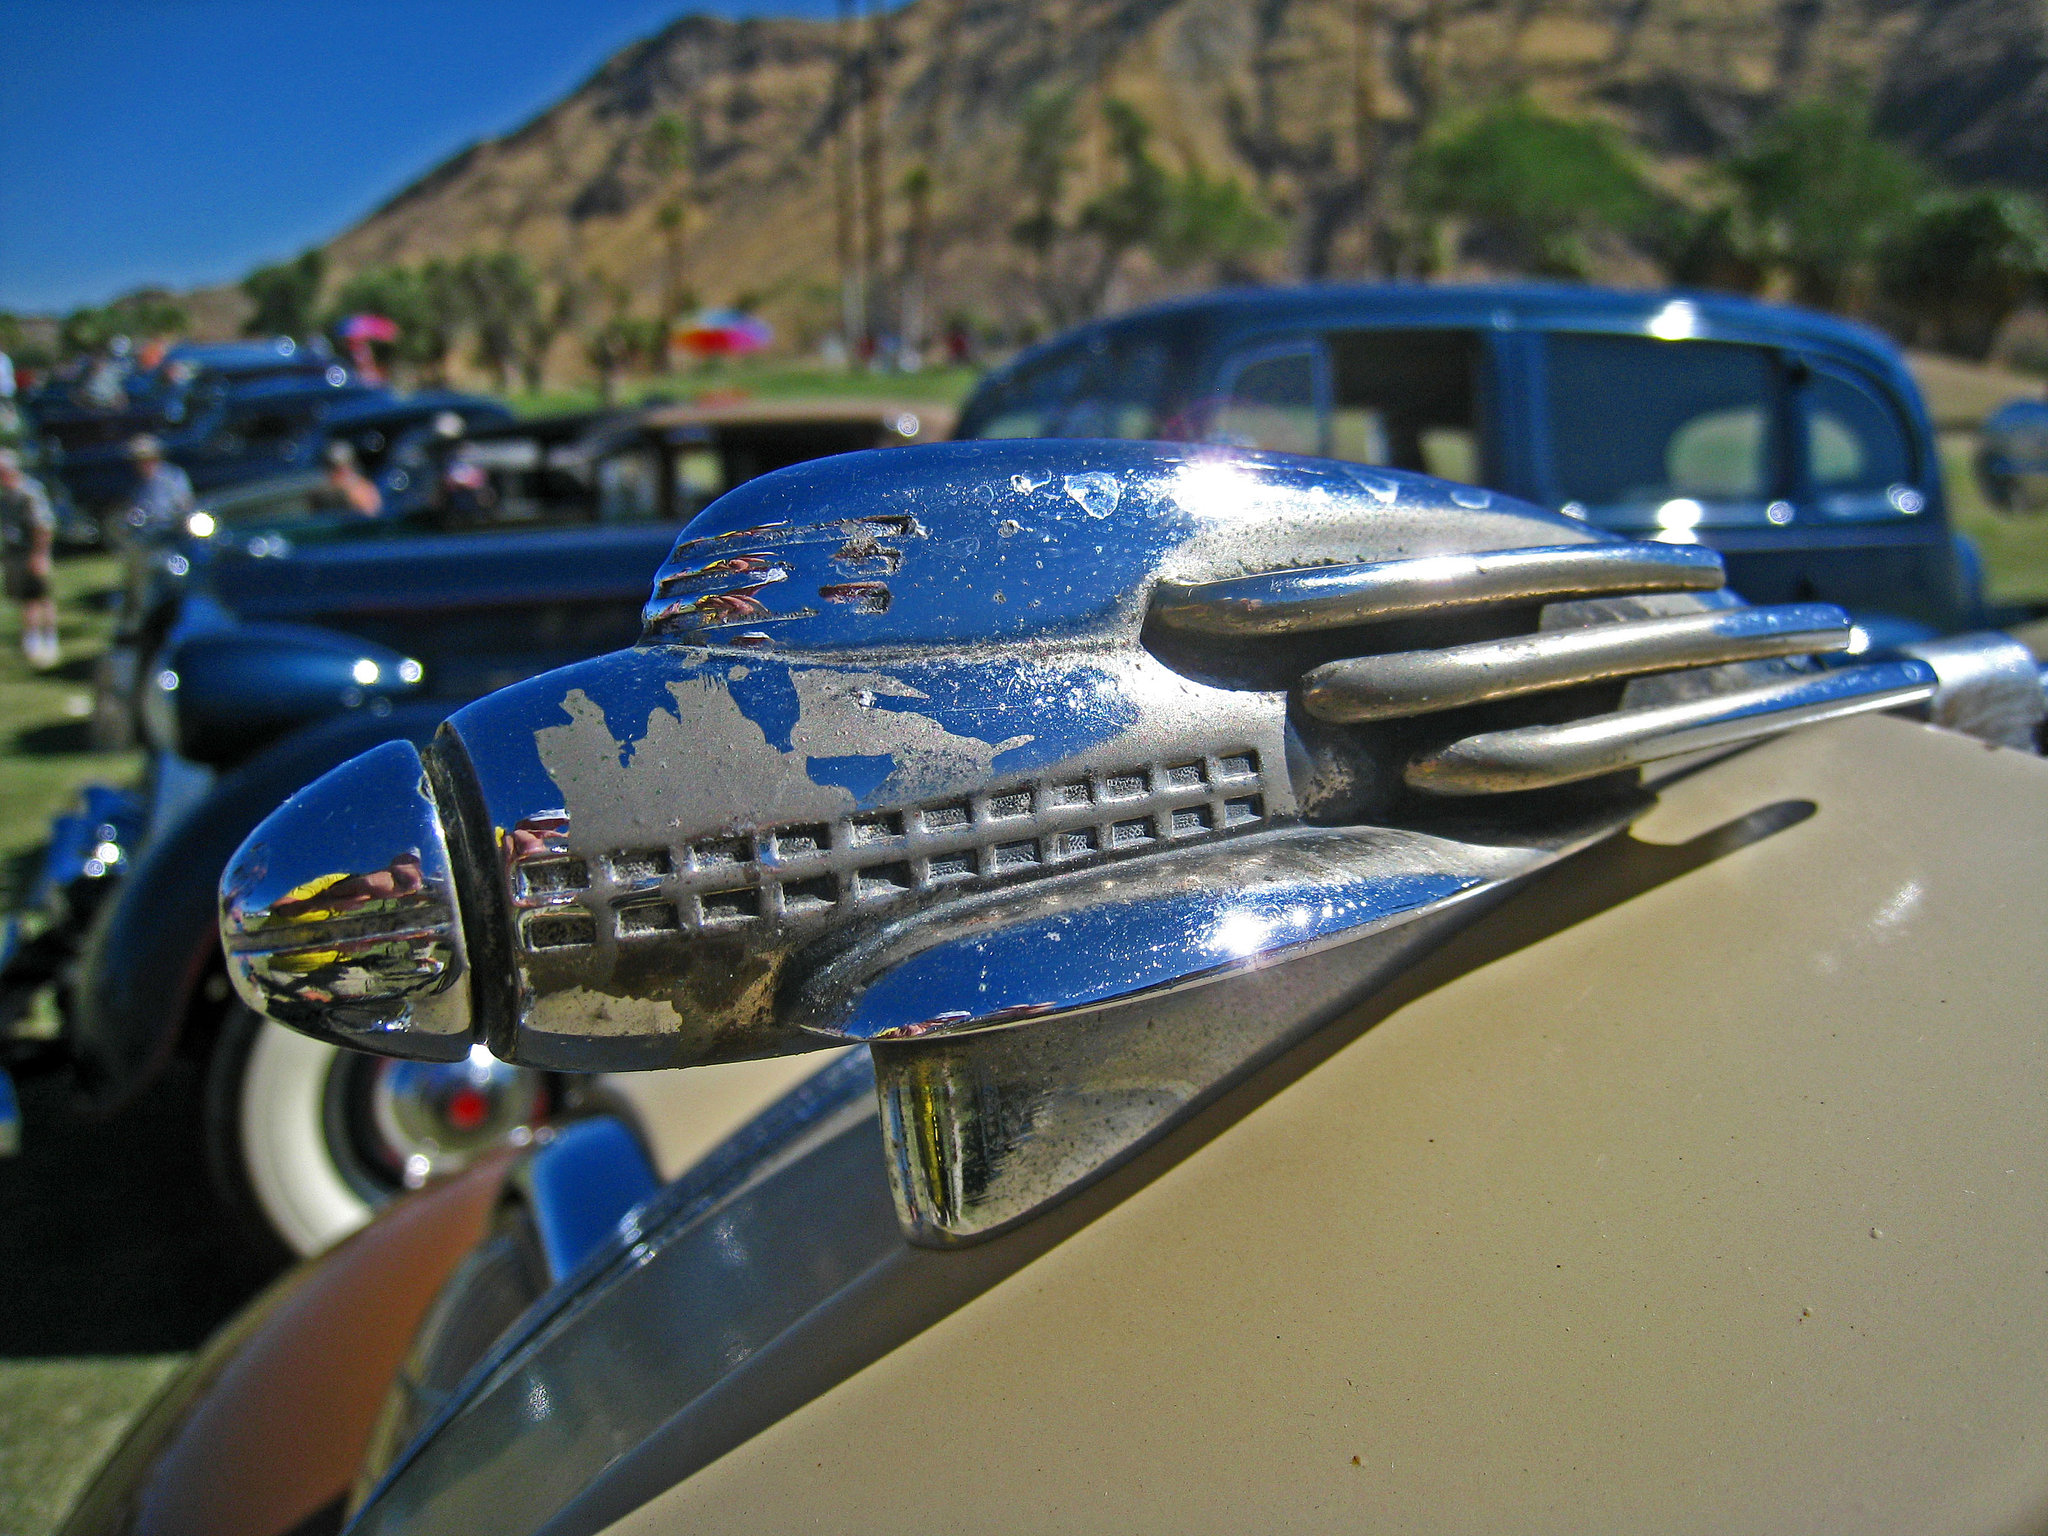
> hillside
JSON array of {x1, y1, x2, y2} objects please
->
[{"x1": 310, "y1": 0, "x2": 2048, "y2": 359}]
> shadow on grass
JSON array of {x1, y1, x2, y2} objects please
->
[
  {"x1": 42, "y1": 654, "x2": 103, "y2": 685},
  {"x1": 14, "y1": 720, "x2": 94, "y2": 756},
  {"x1": 0, "y1": 1063, "x2": 281, "y2": 1356}
]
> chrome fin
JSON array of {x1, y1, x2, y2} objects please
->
[
  {"x1": 1407, "y1": 659, "x2": 1937, "y2": 795},
  {"x1": 1151, "y1": 542, "x2": 1724, "y2": 636},
  {"x1": 1302, "y1": 603, "x2": 1852, "y2": 722}
]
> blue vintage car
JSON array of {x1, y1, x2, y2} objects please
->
[
  {"x1": 29, "y1": 340, "x2": 385, "y2": 515},
  {"x1": 0, "y1": 401, "x2": 934, "y2": 1259},
  {"x1": 956, "y1": 284, "x2": 1987, "y2": 649}
]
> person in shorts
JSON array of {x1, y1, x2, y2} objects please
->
[{"x1": 0, "y1": 449, "x2": 58, "y2": 669}]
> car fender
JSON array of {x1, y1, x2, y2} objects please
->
[
  {"x1": 56, "y1": 1151, "x2": 514, "y2": 1536},
  {"x1": 72, "y1": 699, "x2": 456, "y2": 1109}
]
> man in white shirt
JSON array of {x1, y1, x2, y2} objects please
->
[{"x1": 124, "y1": 435, "x2": 194, "y2": 535}]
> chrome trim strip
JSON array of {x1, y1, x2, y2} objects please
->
[
  {"x1": 1302, "y1": 604, "x2": 1852, "y2": 721},
  {"x1": 1151, "y1": 542, "x2": 1725, "y2": 636},
  {"x1": 1406, "y1": 659, "x2": 1938, "y2": 794}
]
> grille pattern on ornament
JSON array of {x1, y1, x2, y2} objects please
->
[{"x1": 515, "y1": 751, "x2": 1269, "y2": 953}]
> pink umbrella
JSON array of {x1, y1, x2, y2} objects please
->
[
  {"x1": 674, "y1": 309, "x2": 772, "y2": 358},
  {"x1": 337, "y1": 313, "x2": 400, "y2": 343}
]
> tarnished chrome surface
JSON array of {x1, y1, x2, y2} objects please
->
[
  {"x1": 220, "y1": 739, "x2": 472, "y2": 1059},
  {"x1": 1151, "y1": 541, "x2": 1723, "y2": 636},
  {"x1": 223, "y1": 440, "x2": 1922, "y2": 1241},
  {"x1": 1302, "y1": 603, "x2": 1852, "y2": 721},
  {"x1": 1898, "y1": 631, "x2": 2048, "y2": 751},
  {"x1": 1408, "y1": 659, "x2": 1936, "y2": 794}
]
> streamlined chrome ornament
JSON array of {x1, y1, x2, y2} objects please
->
[{"x1": 223, "y1": 441, "x2": 1944, "y2": 1241}]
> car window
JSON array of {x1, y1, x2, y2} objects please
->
[
  {"x1": 1326, "y1": 329, "x2": 1485, "y2": 482},
  {"x1": 1208, "y1": 345, "x2": 1323, "y2": 456},
  {"x1": 674, "y1": 448, "x2": 723, "y2": 519},
  {"x1": 598, "y1": 448, "x2": 662, "y2": 523},
  {"x1": 455, "y1": 438, "x2": 596, "y2": 528},
  {"x1": 229, "y1": 406, "x2": 311, "y2": 453},
  {"x1": 1802, "y1": 366, "x2": 1919, "y2": 518},
  {"x1": 969, "y1": 349, "x2": 1102, "y2": 439},
  {"x1": 1545, "y1": 334, "x2": 1783, "y2": 518},
  {"x1": 1061, "y1": 341, "x2": 1171, "y2": 439},
  {"x1": 215, "y1": 486, "x2": 350, "y2": 527},
  {"x1": 964, "y1": 339, "x2": 1176, "y2": 441}
]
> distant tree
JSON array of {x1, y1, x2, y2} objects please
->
[
  {"x1": 58, "y1": 308, "x2": 116, "y2": 357},
  {"x1": 900, "y1": 162, "x2": 933, "y2": 362},
  {"x1": 1077, "y1": 98, "x2": 1172, "y2": 308},
  {"x1": 409, "y1": 260, "x2": 469, "y2": 380},
  {"x1": 1721, "y1": 100, "x2": 1923, "y2": 312},
  {"x1": 1410, "y1": 98, "x2": 1665, "y2": 278},
  {"x1": 1076, "y1": 100, "x2": 1285, "y2": 306},
  {"x1": 105, "y1": 289, "x2": 188, "y2": 339},
  {"x1": 1877, "y1": 189, "x2": 2048, "y2": 359},
  {"x1": 1153, "y1": 165, "x2": 1286, "y2": 279},
  {"x1": 1657, "y1": 204, "x2": 1767, "y2": 295},
  {"x1": 457, "y1": 252, "x2": 540, "y2": 393},
  {"x1": 57, "y1": 291, "x2": 188, "y2": 357},
  {"x1": 522, "y1": 281, "x2": 581, "y2": 393},
  {"x1": 1010, "y1": 88, "x2": 1080, "y2": 312},
  {"x1": 0, "y1": 313, "x2": 52, "y2": 373},
  {"x1": 644, "y1": 114, "x2": 699, "y2": 324},
  {"x1": 241, "y1": 250, "x2": 326, "y2": 339},
  {"x1": 328, "y1": 265, "x2": 420, "y2": 375},
  {"x1": 325, "y1": 262, "x2": 469, "y2": 382},
  {"x1": 583, "y1": 281, "x2": 661, "y2": 404}
]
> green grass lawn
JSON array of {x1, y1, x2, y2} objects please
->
[
  {"x1": 1942, "y1": 431, "x2": 2048, "y2": 609},
  {"x1": 0, "y1": 556, "x2": 141, "y2": 907},
  {"x1": 0, "y1": 1358, "x2": 184, "y2": 1536},
  {"x1": 509, "y1": 360, "x2": 983, "y2": 418},
  {"x1": 0, "y1": 552, "x2": 163, "y2": 1536}
]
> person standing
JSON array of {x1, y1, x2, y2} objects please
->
[
  {"x1": 0, "y1": 449, "x2": 58, "y2": 669},
  {"x1": 123, "y1": 435, "x2": 194, "y2": 536}
]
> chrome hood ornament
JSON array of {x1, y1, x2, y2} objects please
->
[{"x1": 222, "y1": 441, "x2": 1936, "y2": 1240}]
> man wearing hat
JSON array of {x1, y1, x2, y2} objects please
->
[
  {"x1": 123, "y1": 434, "x2": 194, "y2": 536},
  {"x1": 0, "y1": 449, "x2": 58, "y2": 668}
]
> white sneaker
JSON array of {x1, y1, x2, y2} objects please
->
[{"x1": 24, "y1": 631, "x2": 57, "y2": 670}]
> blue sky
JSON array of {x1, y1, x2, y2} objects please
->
[{"x1": 0, "y1": 0, "x2": 841, "y2": 314}]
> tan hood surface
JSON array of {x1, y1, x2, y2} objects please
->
[{"x1": 611, "y1": 714, "x2": 2048, "y2": 1535}]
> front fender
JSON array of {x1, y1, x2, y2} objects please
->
[{"x1": 72, "y1": 700, "x2": 456, "y2": 1109}]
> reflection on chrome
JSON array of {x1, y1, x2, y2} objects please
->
[
  {"x1": 1302, "y1": 604, "x2": 1853, "y2": 721},
  {"x1": 1407, "y1": 659, "x2": 1937, "y2": 794},
  {"x1": 372, "y1": 1043, "x2": 545, "y2": 1188},
  {"x1": 1152, "y1": 541, "x2": 1723, "y2": 636},
  {"x1": 219, "y1": 739, "x2": 472, "y2": 1059},
  {"x1": 1652, "y1": 497, "x2": 1703, "y2": 543}
]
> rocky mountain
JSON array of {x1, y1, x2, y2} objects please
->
[{"x1": 314, "y1": 0, "x2": 2048, "y2": 355}]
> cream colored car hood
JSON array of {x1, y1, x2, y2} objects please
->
[{"x1": 611, "y1": 713, "x2": 2048, "y2": 1536}]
